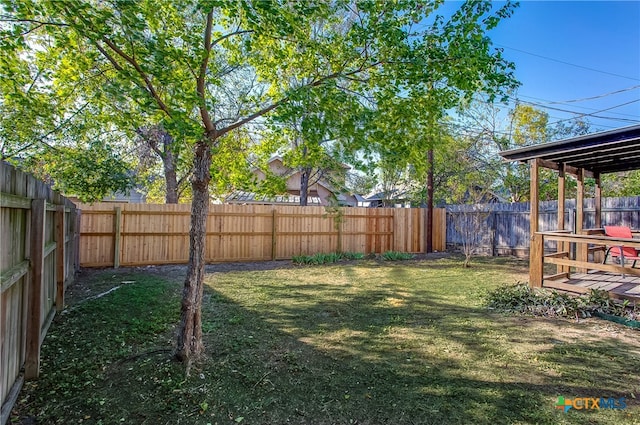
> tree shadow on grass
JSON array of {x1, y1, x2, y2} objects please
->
[
  {"x1": 194, "y1": 278, "x2": 638, "y2": 424},
  {"x1": 15, "y1": 267, "x2": 637, "y2": 425}
]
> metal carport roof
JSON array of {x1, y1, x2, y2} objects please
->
[{"x1": 499, "y1": 124, "x2": 640, "y2": 174}]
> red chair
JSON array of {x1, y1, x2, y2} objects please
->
[{"x1": 603, "y1": 226, "x2": 640, "y2": 267}]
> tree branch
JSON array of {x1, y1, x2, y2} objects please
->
[
  {"x1": 211, "y1": 28, "x2": 253, "y2": 47},
  {"x1": 215, "y1": 100, "x2": 283, "y2": 140},
  {"x1": 95, "y1": 42, "x2": 125, "y2": 72},
  {"x1": 0, "y1": 17, "x2": 69, "y2": 27},
  {"x1": 197, "y1": 11, "x2": 215, "y2": 133},
  {"x1": 101, "y1": 38, "x2": 172, "y2": 117}
]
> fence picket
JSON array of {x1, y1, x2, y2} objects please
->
[
  {"x1": 446, "y1": 197, "x2": 640, "y2": 256},
  {"x1": 1, "y1": 161, "x2": 79, "y2": 424}
]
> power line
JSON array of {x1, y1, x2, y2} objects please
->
[
  {"x1": 516, "y1": 94, "x2": 640, "y2": 118},
  {"x1": 544, "y1": 85, "x2": 640, "y2": 104},
  {"x1": 517, "y1": 98, "x2": 640, "y2": 123},
  {"x1": 496, "y1": 43, "x2": 640, "y2": 82}
]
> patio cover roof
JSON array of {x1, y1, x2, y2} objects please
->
[{"x1": 499, "y1": 124, "x2": 640, "y2": 175}]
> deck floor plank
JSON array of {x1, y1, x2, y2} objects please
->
[{"x1": 542, "y1": 271, "x2": 640, "y2": 301}]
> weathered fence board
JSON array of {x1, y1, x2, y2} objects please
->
[
  {"x1": 0, "y1": 161, "x2": 79, "y2": 425},
  {"x1": 78, "y1": 203, "x2": 445, "y2": 267},
  {"x1": 446, "y1": 197, "x2": 640, "y2": 256}
]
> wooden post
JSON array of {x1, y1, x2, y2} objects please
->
[
  {"x1": 594, "y1": 172, "x2": 602, "y2": 228},
  {"x1": 55, "y1": 205, "x2": 65, "y2": 312},
  {"x1": 490, "y1": 211, "x2": 497, "y2": 257},
  {"x1": 576, "y1": 169, "x2": 587, "y2": 272},
  {"x1": 557, "y1": 165, "x2": 567, "y2": 273},
  {"x1": 74, "y1": 209, "x2": 81, "y2": 271},
  {"x1": 529, "y1": 159, "x2": 541, "y2": 287},
  {"x1": 271, "y1": 209, "x2": 277, "y2": 261},
  {"x1": 113, "y1": 206, "x2": 122, "y2": 268},
  {"x1": 576, "y1": 168, "x2": 584, "y2": 234},
  {"x1": 529, "y1": 159, "x2": 540, "y2": 237},
  {"x1": 593, "y1": 172, "x2": 604, "y2": 264},
  {"x1": 529, "y1": 232, "x2": 544, "y2": 288},
  {"x1": 25, "y1": 198, "x2": 46, "y2": 379}
]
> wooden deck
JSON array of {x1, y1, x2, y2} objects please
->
[{"x1": 543, "y1": 271, "x2": 640, "y2": 301}]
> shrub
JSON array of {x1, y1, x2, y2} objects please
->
[
  {"x1": 381, "y1": 251, "x2": 414, "y2": 261},
  {"x1": 292, "y1": 254, "x2": 315, "y2": 265},
  {"x1": 342, "y1": 252, "x2": 365, "y2": 260},
  {"x1": 486, "y1": 283, "x2": 639, "y2": 321},
  {"x1": 292, "y1": 252, "x2": 366, "y2": 265}
]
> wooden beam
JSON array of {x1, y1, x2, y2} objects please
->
[
  {"x1": 25, "y1": 198, "x2": 46, "y2": 380},
  {"x1": 543, "y1": 272, "x2": 569, "y2": 281},
  {"x1": 544, "y1": 251, "x2": 570, "y2": 259},
  {"x1": 546, "y1": 257, "x2": 640, "y2": 276},
  {"x1": 537, "y1": 158, "x2": 560, "y2": 171},
  {"x1": 564, "y1": 164, "x2": 594, "y2": 178},
  {"x1": 543, "y1": 281, "x2": 591, "y2": 294},
  {"x1": 534, "y1": 159, "x2": 594, "y2": 178}
]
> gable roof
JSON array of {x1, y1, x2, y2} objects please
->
[{"x1": 499, "y1": 124, "x2": 640, "y2": 175}]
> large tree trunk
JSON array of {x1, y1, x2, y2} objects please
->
[
  {"x1": 175, "y1": 140, "x2": 211, "y2": 365},
  {"x1": 163, "y1": 149, "x2": 179, "y2": 204},
  {"x1": 299, "y1": 167, "x2": 310, "y2": 206},
  {"x1": 426, "y1": 148, "x2": 434, "y2": 253}
]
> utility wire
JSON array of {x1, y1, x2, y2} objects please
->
[
  {"x1": 517, "y1": 98, "x2": 640, "y2": 123},
  {"x1": 545, "y1": 84, "x2": 640, "y2": 104},
  {"x1": 516, "y1": 94, "x2": 640, "y2": 118},
  {"x1": 496, "y1": 43, "x2": 640, "y2": 81}
]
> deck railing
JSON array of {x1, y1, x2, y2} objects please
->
[{"x1": 530, "y1": 228, "x2": 640, "y2": 288}]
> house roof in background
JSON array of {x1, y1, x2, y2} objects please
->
[
  {"x1": 225, "y1": 190, "x2": 323, "y2": 205},
  {"x1": 499, "y1": 124, "x2": 640, "y2": 175}
]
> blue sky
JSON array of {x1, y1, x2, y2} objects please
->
[{"x1": 482, "y1": 0, "x2": 640, "y2": 132}]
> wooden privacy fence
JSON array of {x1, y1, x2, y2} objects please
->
[
  {"x1": 78, "y1": 203, "x2": 446, "y2": 267},
  {"x1": 446, "y1": 197, "x2": 640, "y2": 256},
  {"x1": 0, "y1": 161, "x2": 80, "y2": 425}
]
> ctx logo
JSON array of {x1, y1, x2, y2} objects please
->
[{"x1": 555, "y1": 396, "x2": 627, "y2": 412}]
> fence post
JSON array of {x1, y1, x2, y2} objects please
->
[
  {"x1": 113, "y1": 206, "x2": 122, "y2": 268},
  {"x1": 490, "y1": 211, "x2": 497, "y2": 256},
  {"x1": 55, "y1": 205, "x2": 65, "y2": 312},
  {"x1": 529, "y1": 232, "x2": 544, "y2": 288},
  {"x1": 74, "y1": 209, "x2": 81, "y2": 271},
  {"x1": 25, "y1": 198, "x2": 46, "y2": 379},
  {"x1": 337, "y1": 214, "x2": 343, "y2": 253},
  {"x1": 271, "y1": 209, "x2": 277, "y2": 261}
]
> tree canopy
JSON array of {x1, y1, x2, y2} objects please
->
[{"x1": 1, "y1": 0, "x2": 520, "y2": 363}]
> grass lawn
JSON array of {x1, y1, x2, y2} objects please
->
[{"x1": 11, "y1": 256, "x2": 640, "y2": 425}]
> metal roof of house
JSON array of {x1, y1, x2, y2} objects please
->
[
  {"x1": 225, "y1": 190, "x2": 323, "y2": 205},
  {"x1": 499, "y1": 124, "x2": 640, "y2": 175}
]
